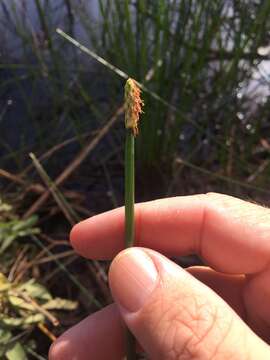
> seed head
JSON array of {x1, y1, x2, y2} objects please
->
[{"x1": 125, "y1": 78, "x2": 144, "y2": 136}]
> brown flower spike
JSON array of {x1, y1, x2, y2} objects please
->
[{"x1": 125, "y1": 78, "x2": 144, "y2": 136}]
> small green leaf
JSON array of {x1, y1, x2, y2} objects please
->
[
  {"x1": 6, "y1": 342, "x2": 27, "y2": 360},
  {"x1": 1, "y1": 316, "x2": 25, "y2": 328},
  {"x1": 43, "y1": 298, "x2": 78, "y2": 311},
  {"x1": 0, "y1": 328, "x2": 12, "y2": 344},
  {"x1": 1, "y1": 313, "x2": 44, "y2": 328},
  {"x1": 0, "y1": 214, "x2": 39, "y2": 254},
  {"x1": 0, "y1": 235, "x2": 16, "y2": 254},
  {"x1": 8, "y1": 295, "x2": 36, "y2": 312},
  {"x1": 0, "y1": 201, "x2": 12, "y2": 214},
  {"x1": 23, "y1": 313, "x2": 44, "y2": 325},
  {"x1": 0, "y1": 273, "x2": 11, "y2": 292},
  {"x1": 17, "y1": 280, "x2": 52, "y2": 301},
  {"x1": 0, "y1": 329, "x2": 12, "y2": 356},
  {"x1": 12, "y1": 215, "x2": 38, "y2": 232}
]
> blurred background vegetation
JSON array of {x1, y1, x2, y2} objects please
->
[{"x1": 0, "y1": 0, "x2": 270, "y2": 358}]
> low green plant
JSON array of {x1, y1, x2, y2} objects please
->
[
  {"x1": 0, "y1": 201, "x2": 39, "y2": 256},
  {"x1": 0, "y1": 273, "x2": 77, "y2": 359},
  {"x1": 0, "y1": 199, "x2": 78, "y2": 359}
]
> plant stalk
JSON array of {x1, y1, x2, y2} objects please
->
[
  {"x1": 124, "y1": 77, "x2": 143, "y2": 360},
  {"x1": 125, "y1": 129, "x2": 137, "y2": 359},
  {"x1": 125, "y1": 129, "x2": 135, "y2": 248}
]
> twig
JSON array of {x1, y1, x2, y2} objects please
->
[
  {"x1": 0, "y1": 169, "x2": 25, "y2": 185},
  {"x1": 42, "y1": 255, "x2": 77, "y2": 283},
  {"x1": 247, "y1": 159, "x2": 270, "y2": 183},
  {"x1": 26, "y1": 346, "x2": 47, "y2": 360},
  {"x1": 31, "y1": 235, "x2": 101, "y2": 308},
  {"x1": 21, "y1": 130, "x2": 97, "y2": 176},
  {"x1": 8, "y1": 246, "x2": 29, "y2": 282},
  {"x1": 87, "y1": 262, "x2": 111, "y2": 303},
  {"x1": 12, "y1": 290, "x2": 59, "y2": 327},
  {"x1": 176, "y1": 157, "x2": 270, "y2": 194},
  {"x1": 32, "y1": 250, "x2": 75, "y2": 265},
  {"x1": 29, "y1": 153, "x2": 77, "y2": 225},
  {"x1": 38, "y1": 323, "x2": 57, "y2": 342},
  {"x1": 24, "y1": 105, "x2": 124, "y2": 219}
]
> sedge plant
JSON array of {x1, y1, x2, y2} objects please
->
[{"x1": 124, "y1": 78, "x2": 143, "y2": 359}]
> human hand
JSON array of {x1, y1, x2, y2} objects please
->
[{"x1": 49, "y1": 193, "x2": 270, "y2": 359}]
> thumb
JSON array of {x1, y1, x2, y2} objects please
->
[{"x1": 109, "y1": 248, "x2": 270, "y2": 360}]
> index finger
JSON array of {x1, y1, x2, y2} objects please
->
[{"x1": 70, "y1": 193, "x2": 270, "y2": 274}]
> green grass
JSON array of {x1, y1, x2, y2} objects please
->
[
  {"x1": 1, "y1": 0, "x2": 270, "y2": 175},
  {"x1": 66, "y1": 1, "x2": 270, "y2": 183}
]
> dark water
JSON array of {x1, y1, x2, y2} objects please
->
[
  {"x1": 0, "y1": 0, "x2": 102, "y2": 167},
  {"x1": 0, "y1": 0, "x2": 99, "y2": 57}
]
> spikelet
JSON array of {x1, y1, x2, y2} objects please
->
[{"x1": 124, "y1": 78, "x2": 144, "y2": 136}]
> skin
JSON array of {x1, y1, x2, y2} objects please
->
[{"x1": 49, "y1": 193, "x2": 270, "y2": 359}]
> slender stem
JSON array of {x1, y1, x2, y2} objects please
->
[
  {"x1": 124, "y1": 77, "x2": 143, "y2": 359},
  {"x1": 125, "y1": 129, "x2": 136, "y2": 359},
  {"x1": 125, "y1": 129, "x2": 135, "y2": 248},
  {"x1": 126, "y1": 328, "x2": 137, "y2": 360}
]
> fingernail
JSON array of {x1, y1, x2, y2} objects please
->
[{"x1": 109, "y1": 248, "x2": 158, "y2": 312}]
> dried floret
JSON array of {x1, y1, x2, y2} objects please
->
[{"x1": 124, "y1": 78, "x2": 144, "y2": 136}]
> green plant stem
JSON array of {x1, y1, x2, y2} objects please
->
[
  {"x1": 126, "y1": 328, "x2": 137, "y2": 360},
  {"x1": 125, "y1": 129, "x2": 135, "y2": 248},
  {"x1": 125, "y1": 129, "x2": 136, "y2": 359}
]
